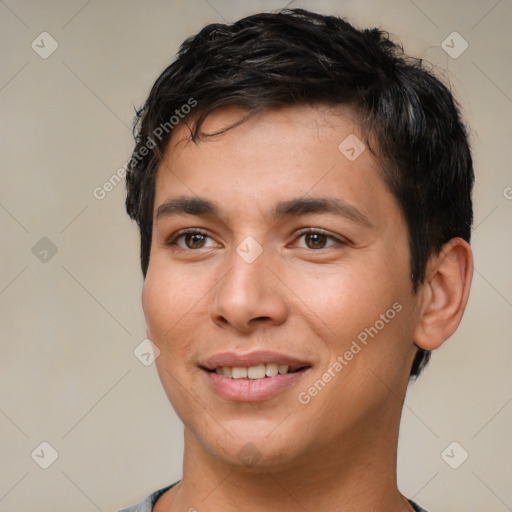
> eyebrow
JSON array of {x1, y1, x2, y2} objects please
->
[
  {"x1": 156, "y1": 196, "x2": 219, "y2": 220},
  {"x1": 272, "y1": 197, "x2": 372, "y2": 227},
  {"x1": 156, "y1": 196, "x2": 372, "y2": 227}
]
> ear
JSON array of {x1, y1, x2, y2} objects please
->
[{"x1": 414, "y1": 238, "x2": 473, "y2": 351}]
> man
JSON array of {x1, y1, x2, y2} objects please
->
[{"x1": 119, "y1": 8, "x2": 473, "y2": 512}]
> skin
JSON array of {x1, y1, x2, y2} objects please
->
[{"x1": 142, "y1": 105, "x2": 473, "y2": 511}]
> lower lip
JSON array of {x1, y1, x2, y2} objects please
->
[{"x1": 203, "y1": 368, "x2": 309, "y2": 401}]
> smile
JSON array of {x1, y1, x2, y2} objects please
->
[{"x1": 210, "y1": 363, "x2": 306, "y2": 379}]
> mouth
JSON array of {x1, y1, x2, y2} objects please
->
[
  {"x1": 203, "y1": 363, "x2": 310, "y2": 380},
  {"x1": 200, "y1": 351, "x2": 312, "y2": 401}
]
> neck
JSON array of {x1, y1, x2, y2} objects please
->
[{"x1": 168, "y1": 404, "x2": 413, "y2": 512}]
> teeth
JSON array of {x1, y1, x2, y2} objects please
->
[
  {"x1": 247, "y1": 364, "x2": 266, "y2": 379},
  {"x1": 213, "y1": 363, "x2": 301, "y2": 379},
  {"x1": 221, "y1": 366, "x2": 232, "y2": 378},
  {"x1": 215, "y1": 366, "x2": 234, "y2": 378},
  {"x1": 231, "y1": 367, "x2": 248, "y2": 379},
  {"x1": 265, "y1": 363, "x2": 279, "y2": 377}
]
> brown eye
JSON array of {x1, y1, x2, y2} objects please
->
[
  {"x1": 170, "y1": 230, "x2": 217, "y2": 250},
  {"x1": 183, "y1": 233, "x2": 207, "y2": 249},
  {"x1": 293, "y1": 230, "x2": 345, "y2": 250},
  {"x1": 304, "y1": 232, "x2": 328, "y2": 249}
]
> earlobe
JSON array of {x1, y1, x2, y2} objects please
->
[{"x1": 414, "y1": 238, "x2": 473, "y2": 351}]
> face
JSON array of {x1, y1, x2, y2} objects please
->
[{"x1": 142, "y1": 105, "x2": 421, "y2": 470}]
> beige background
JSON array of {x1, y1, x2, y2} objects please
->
[{"x1": 1, "y1": 0, "x2": 511, "y2": 511}]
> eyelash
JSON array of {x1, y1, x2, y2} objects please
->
[
  {"x1": 166, "y1": 228, "x2": 214, "y2": 249},
  {"x1": 166, "y1": 228, "x2": 347, "y2": 250},
  {"x1": 293, "y1": 228, "x2": 347, "y2": 249}
]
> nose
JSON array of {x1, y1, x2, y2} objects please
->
[{"x1": 209, "y1": 250, "x2": 288, "y2": 333}]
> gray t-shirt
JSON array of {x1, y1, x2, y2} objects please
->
[{"x1": 117, "y1": 483, "x2": 428, "y2": 511}]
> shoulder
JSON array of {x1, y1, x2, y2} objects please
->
[
  {"x1": 116, "y1": 483, "x2": 177, "y2": 512},
  {"x1": 408, "y1": 499, "x2": 429, "y2": 512}
]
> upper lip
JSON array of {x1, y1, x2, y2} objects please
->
[{"x1": 201, "y1": 350, "x2": 312, "y2": 371}]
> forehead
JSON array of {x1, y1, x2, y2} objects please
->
[
  {"x1": 167, "y1": 104, "x2": 365, "y2": 161},
  {"x1": 153, "y1": 105, "x2": 398, "y2": 226}
]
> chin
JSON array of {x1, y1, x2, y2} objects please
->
[{"x1": 195, "y1": 421, "x2": 305, "y2": 471}]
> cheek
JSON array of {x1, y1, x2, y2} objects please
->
[
  {"x1": 141, "y1": 262, "x2": 187, "y2": 346},
  {"x1": 289, "y1": 263, "x2": 401, "y2": 337},
  {"x1": 289, "y1": 253, "x2": 414, "y2": 391},
  {"x1": 141, "y1": 257, "x2": 211, "y2": 361},
  {"x1": 141, "y1": 265, "x2": 203, "y2": 408},
  {"x1": 141, "y1": 272, "x2": 165, "y2": 342}
]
